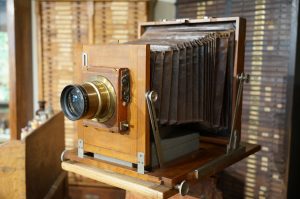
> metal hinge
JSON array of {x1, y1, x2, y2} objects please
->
[
  {"x1": 137, "y1": 152, "x2": 145, "y2": 174},
  {"x1": 78, "y1": 139, "x2": 84, "y2": 158}
]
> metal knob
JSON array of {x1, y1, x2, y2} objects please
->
[
  {"x1": 175, "y1": 180, "x2": 189, "y2": 196},
  {"x1": 148, "y1": 91, "x2": 158, "y2": 102},
  {"x1": 237, "y1": 73, "x2": 250, "y2": 83},
  {"x1": 60, "y1": 149, "x2": 69, "y2": 162}
]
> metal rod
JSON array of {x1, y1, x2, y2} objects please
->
[
  {"x1": 227, "y1": 73, "x2": 249, "y2": 153},
  {"x1": 145, "y1": 91, "x2": 164, "y2": 167}
]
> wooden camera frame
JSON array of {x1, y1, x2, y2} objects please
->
[
  {"x1": 79, "y1": 66, "x2": 130, "y2": 132},
  {"x1": 64, "y1": 17, "x2": 260, "y2": 189},
  {"x1": 75, "y1": 44, "x2": 151, "y2": 165}
]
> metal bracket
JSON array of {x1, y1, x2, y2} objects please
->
[
  {"x1": 121, "y1": 68, "x2": 130, "y2": 104},
  {"x1": 119, "y1": 121, "x2": 129, "y2": 131},
  {"x1": 175, "y1": 18, "x2": 190, "y2": 23},
  {"x1": 78, "y1": 139, "x2": 84, "y2": 158},
  {"x1": 137, "y1": 152, "x2": 145, "y2": 174},
  {"x1": 145, "y1": 91, "x2": 164, "y2": 167},
  {"x1": 227, "y1": 73, "x2": 250, "y2": 154}
]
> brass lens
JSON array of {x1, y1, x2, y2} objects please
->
[{"x1": 60, "y1": 76, "x2": 116, "y2": 122}]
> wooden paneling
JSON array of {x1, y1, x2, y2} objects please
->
[
  {"x1": 7, "y1": 0, "x2": 33, "y2": 140},
  {"x1": 25, "y1": 112, "x2": 65, "y2": 199},
  {"x1": 0, "y1": 112, "x2": 66, "y2": 199},
  {"x1": 176, "y1": 0, "x2": 293, "y2": 198}
]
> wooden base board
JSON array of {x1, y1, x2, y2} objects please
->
[
  {"x1": 64, "y1": 142, "x2": 260, "y2": 187},
  {"x1": 62, "y1": 161, "x2": 176, "y2": 199}
]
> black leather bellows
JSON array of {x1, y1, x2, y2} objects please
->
[{"x1": 126, "y1": 25, "x2": 235, "y2": 133}]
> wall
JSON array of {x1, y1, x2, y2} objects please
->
[
  {"x1": 153, "y1": 0, "x2": 175, "y2": 20},
  {"x1": 32, "y1": 0, "x2": 38, "y2": 113}
]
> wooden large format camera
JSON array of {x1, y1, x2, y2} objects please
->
[{"x1": 61, "y1": 17, "x2": 254, "y2": 191}]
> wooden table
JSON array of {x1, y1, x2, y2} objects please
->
[{"x1": 62, "y1": 142, "x2": 260, "y2": 199}]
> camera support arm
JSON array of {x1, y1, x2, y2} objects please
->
[
  {"x1": 146, "y1": 91, "x2": 165, "y2": 168},
  {"x1": 227, "y1": 73, "x2": 250, "y2": 154}
]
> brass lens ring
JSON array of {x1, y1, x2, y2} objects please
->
[
  {"x1": 84, "y1": 77, "x2": 116, "y2": 122},
  {"x1": 94, "y1": 76, "x2": 116, "y2": 122},
  {"x1": 84, "y1": 81, "x2": 108, "y2": 118}
]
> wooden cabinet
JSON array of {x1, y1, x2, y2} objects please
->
[{"x1": 0, "y1": 112, "x2": 66, "y2": 199}]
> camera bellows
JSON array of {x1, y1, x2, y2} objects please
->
[{"x1": 127, "y1": 29, "x2": 235, "y2": 131}]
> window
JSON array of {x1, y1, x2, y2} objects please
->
[{"x1": 0, "y1": 0, "x2": 9, "y2": 142}]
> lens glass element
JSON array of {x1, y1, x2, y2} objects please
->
[
  {"x1": 61, "y1": 85, "x2": 87, "y2": 121},
  {"x1": 67, "y1": 87, "x2": 85, "y2": 117}
]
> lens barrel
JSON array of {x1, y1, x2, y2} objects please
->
[{"x1": 60, "y1": 78, "x2": 116, "y2": 122}]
